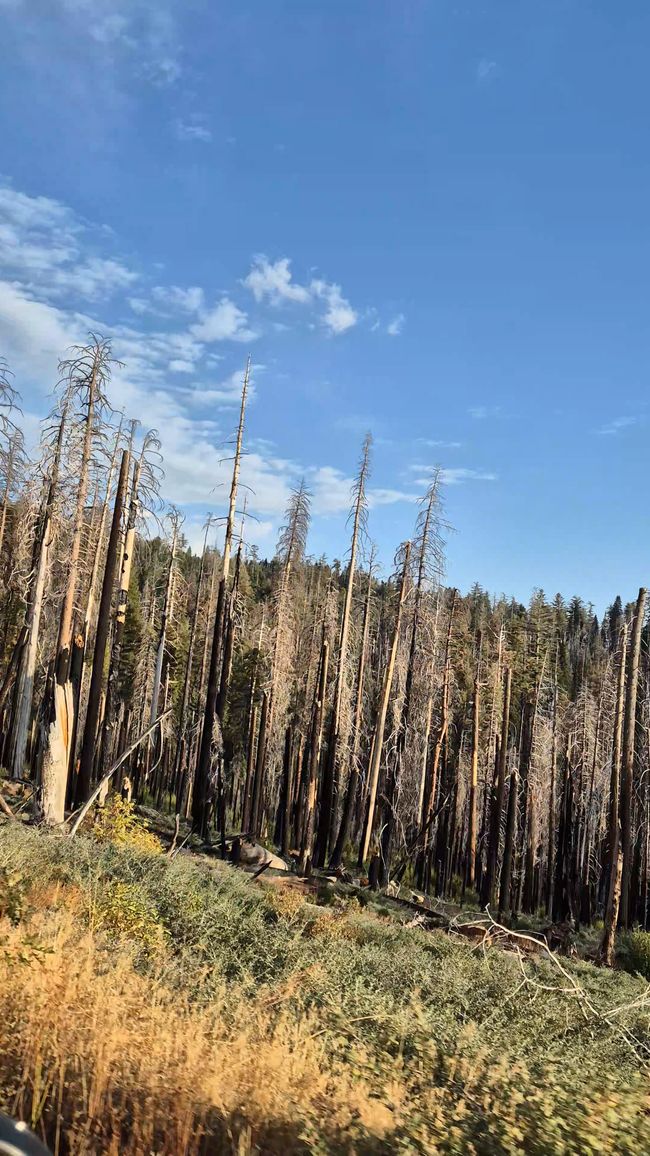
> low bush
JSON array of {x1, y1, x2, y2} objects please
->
[{"x1": 621, "y1": 928, "x2": 650, "y2": 980}]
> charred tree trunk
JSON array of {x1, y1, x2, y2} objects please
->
[{"x1": 74, "y1": 451, "x2": 129, "y2": 808}]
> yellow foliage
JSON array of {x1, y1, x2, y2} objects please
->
[
  {"x1": 90, "y1": 796, "x2": 162, "y2": 856},
  {"x1": 94, "y1": 882, "x2": 166, "y2": 953}
]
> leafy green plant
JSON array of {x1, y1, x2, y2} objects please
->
[{"x1": 621, "y1": 928, "x2": 650, "y2": 980}]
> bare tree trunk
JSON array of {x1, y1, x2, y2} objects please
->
[
  {"x1": 100, "y1": 458, "x2": 141, "y2": 771},
  {"x1": 620, "y1": 588, "x2": 647, "y2": 927},
  {"x1": 330, "y1": 561, "x2": 373, "y2": 868},
  {"x1": 299, "y1": 632, "x2": 329, "y2": 873},
  {"x1": 483, "y1": 666, "x2": 512, "y2": 908},
  {"x1": 359, "y1": 543, "x2": 410, "y2": 866},
  {"x1": 466, "y1": 632, "x2": 482, "y2": 890},
  {"x1": 75, "y1": 451, "x2": 130, "y2": 807},
  {"x1": 315, "y1": 435, "x2": 370, "y2": 866},
  {"x1": 193, "y1": 362, "x2": 249, "y2": 835},
  {"x1": 175, "y1": 518, "x2": 211, "y2": 809},
  {"x1": 150, "y1": 518, "x2": 178, "y2": 726},
  {"x1": 11, "y1": 407, "x2": 67, "y2": 779}
]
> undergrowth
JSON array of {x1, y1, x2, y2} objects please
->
[{"x1": 0, "y1": 821, "x2": 649, "y2": 1154}]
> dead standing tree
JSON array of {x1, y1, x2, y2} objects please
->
[
  {"x1": 40, "y1": 338, "x2": 115, "y2": 823},
  {"x1": 315, "y1": 433, "x2": 371, "y2": 866}
]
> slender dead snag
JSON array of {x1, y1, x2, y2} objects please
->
[
  {"x1": 11, "y1": 400, "x2": 68, "y2": 779},
  {"x1": 483, "y1": 666, "x2": 512, "y2": 908},
  {"x1": 466, "y1": 629, "x2": 482, "y2": 890},
  {"x1": 546, "y1": 647, "x2": 559, "y2": 917},
  {"x1": 600, "y1": 626, "x2": 628, "y2": 962},
  {"x1": 99, "y1": 455, "x2": 142, "y2": 771},
  {"x1": 620, "y1": 588, "x2": 647, "y2": 927},
  {"x1": 417, "y1": 590, "x2": 457, "y2": 887},
  {"x1": 299, "y1": 630, "x2": 329, "y2": 873},
  {"x1": 175, "y1": 515, "x2": 213, "y2": 810},
  {"x1": 330, "y1": 555, "x2": 374, "y2": 868},
  {"x1": 193, "y1": 359, "x2": 250, "y2": 835},
  {"x1": 359, "y1": 542, "x2": 411, "y2": 865},
  {"x1": 150, "y1": 511, "x2": 179, "y2": 725},
  {"x1": 75, "y1": 451, "x2": 130, "y2": 807},
  {"x1": 316, "y1": 434, "x2": 371, "y2": 865}
]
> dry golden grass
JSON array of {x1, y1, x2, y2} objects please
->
[{"x1": 0, "y1": 890, "x2": 395, "y2": 1155}]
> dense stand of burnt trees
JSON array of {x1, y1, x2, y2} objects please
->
[{"x1": 0, "y1": 339, "x2": 649, "y2": 946}]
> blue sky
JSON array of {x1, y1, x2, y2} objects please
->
[{"x1": 0, "y1": 0, "x2": 648, "y2": 610}]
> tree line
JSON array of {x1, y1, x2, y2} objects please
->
[{"x1": 0, "y1": 337, "x2": 648, "y2": 958}]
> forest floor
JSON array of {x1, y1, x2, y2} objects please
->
[{"x1": 1, "y1": 801, "x2": 650, "y2": 1154}]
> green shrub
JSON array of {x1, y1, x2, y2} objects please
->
[{"x1": 621, "y1": 928, "x2": 650, "y2": 980}]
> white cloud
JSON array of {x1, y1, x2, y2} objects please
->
[
  {"x1": 244, "y1": 255, "x2": 358, "y2": 335},
  {"x1": 151, "y1": 284, "x2": 204, "y2": 313},
  {"x1": 245, "y1": 256, "x2": 312, "y2": 305},
  {"x1": 387, "y1": 312, "x2": 405, "y2": 336},
  {"x1": 0, "y1": 279, "x2": 85, "y2": 383},
  {"x1": 191, "y1": 297, "x2": 257, "y2": 344},
  {"x1": 597, "y1": 415, "x2": 638, "y2": 436},
  {"x1": 172, "y1": 118, "x2": 212, "y2": 143},
  {"x1": 185, "y1": 367, "x2": 257, "y2": 408},
  {"x1": 419, "y1": 439, "x2": 463, "y2": 449},
  {"x1": 312, "y1": 279, "x2": 357, "y2": 335}
]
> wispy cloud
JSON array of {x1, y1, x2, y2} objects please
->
[
  {"x1": 387, "y1": 312, "x2": 405, "y2": 337},
  {"x1": 476, "y1": 58, "x2": 498, "y2": 84},
  {"x1": 244, "y1": 255, "x2": 358, "y2": 335},
  {"x1": 596, "y1": 415, "x2": 638, "y2": 436},
  {"x1": 418, "y1": 438, "x2": 462, "y2": 449},
  {"x1": 409, "y1": 464, "x2": 497, "y2": 487},
  {"x1": 172, "y1": 117, "x2": 212, "y2": 143},
  {"x1": 468, "y1": 405, "x2": 501, "y2": 420}
]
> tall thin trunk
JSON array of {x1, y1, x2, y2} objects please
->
[
  {"x1": 620, "y1": 588, "x2": 647, "y2": 927},
  {"x1": 100, "y1": 457, "x2": 142, "y2": 770},
  {"x1": 175, "y1": 518, "x2": 211, "y2": 809},
  {"x1": 315, "y1": 435, "x2": 370, "y2": 865},
  {"x1": 299, "y1": 631, "x2": 329, "y2": 872},
  {"x1": 600, "y1": 625, "x2": 628, "y2": 959},
  {"x1": 330, "y1": 562, "x2": 373, "y2": 868},
  {"x1": 466, "y1": 631, "x2": 481, "y2": 890},
  {"x1": 483, "y1": 666, "x2": 512, "y2": 908},
  {"x1": 75, "y1": 451, "x2": 130, "y2": 807},
  {"x1": 11, "y1": 406, "x2": 67, "y2": 778},
  {"x1": 193, "y1": 362, "x2": 249, "y2": 834},
  {"x1": 150, "y1": 519, "x2": 178, "y2": 726},
  {"x1": 359, "y1": 543, "x2": 411, "y2": 865}
]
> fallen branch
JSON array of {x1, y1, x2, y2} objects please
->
[
  {"x1": 0, "y1": 792, "x2": 17, "y2": 821},
  {"x1": 67, "y1": 711, "x2": 171, "y2": 837}
]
